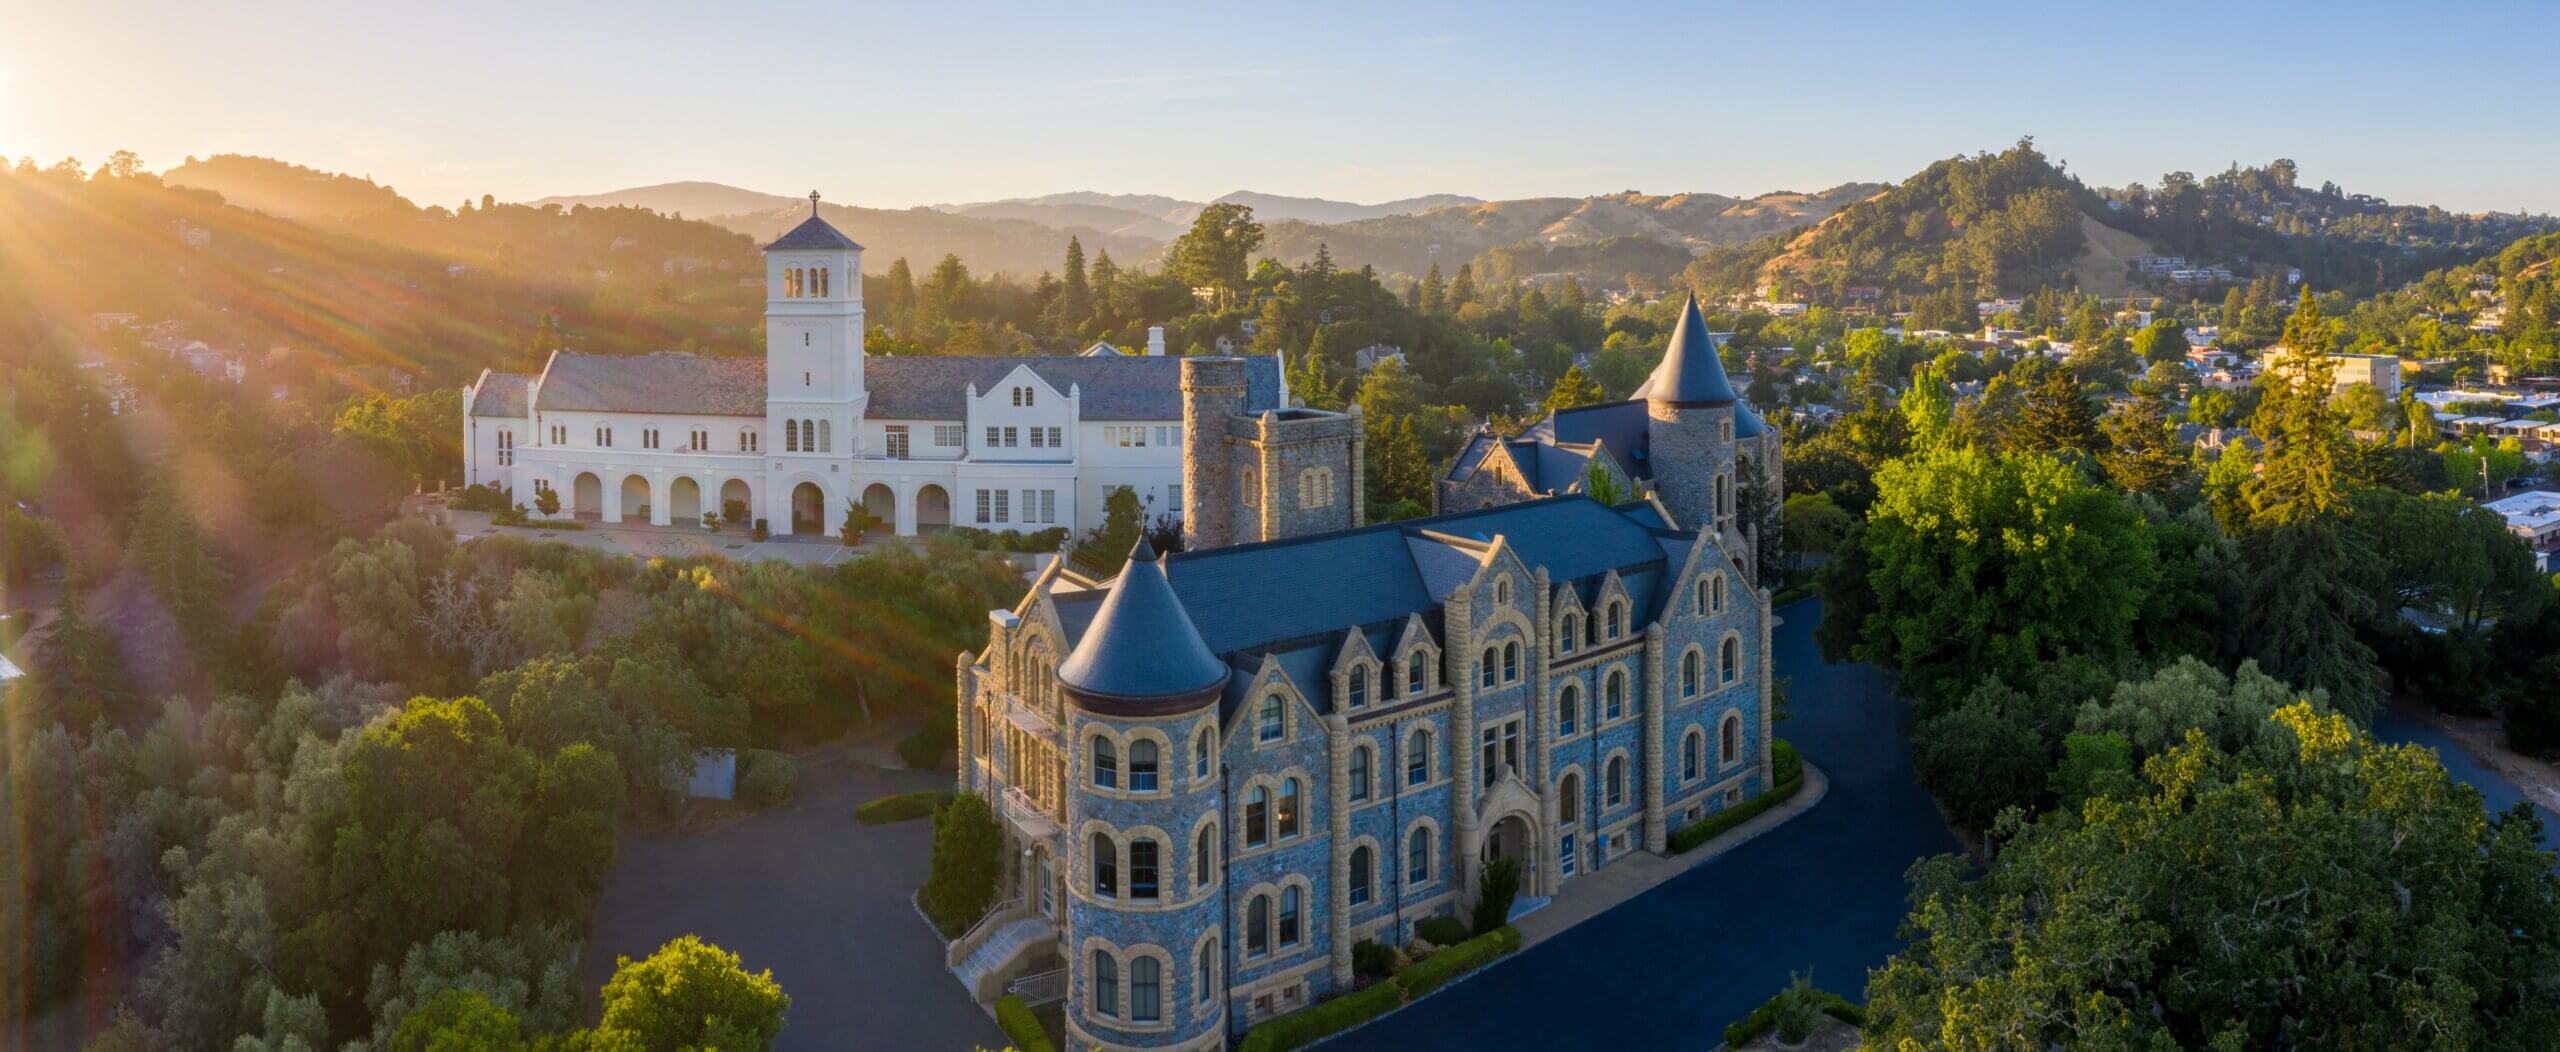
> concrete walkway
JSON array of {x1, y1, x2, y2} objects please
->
[{"x1": 1513, "y1": 764, "x2": 1830, "y2": 951}]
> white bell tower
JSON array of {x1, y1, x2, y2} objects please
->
[{"x1": 764, "y1": 191, "x2": 867, "y2": 462}]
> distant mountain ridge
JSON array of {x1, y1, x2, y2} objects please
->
[{"x1": 532, "y1": 181, "x2": 805, "y2": 219}]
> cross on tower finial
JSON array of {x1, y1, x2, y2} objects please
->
[{"x1": 808, "y1": 190, "x2": 821, "y2": 216}]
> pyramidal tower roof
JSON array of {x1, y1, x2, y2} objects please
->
[
  {"x1": 1057, "y1": 538, "x2": 1228, "y2": 705},
  {"x1": 765, "y1": 191, "x2": 864, "y2": 252},
  {"x1": 1641, "y1": 293, "x2": 1738, "y2": 407}
]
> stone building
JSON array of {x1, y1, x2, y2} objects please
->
[
  {"x1": 1440, "y1": 293, "x2": 1782, "y2": 578},
  {"x1": 1179, "y1": 356, "x2": 1363, "y2": 550},
  {"x1": 950, "y1": 490, "x2": 1776, "y2": 1050}
]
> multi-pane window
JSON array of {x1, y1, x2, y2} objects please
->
[
  {"x1": 1257, "y1": 697, "x2": 1283, "y2": 742},
  {"x1": 1276, "y1": 778, "x2": 1301, "y2": 839},
  {"x1": 1557, "y1": 685, "x2": 1580, "y2": 736},
  {"x1": 1002, "y1": 427, "x2": 1019, "y2": 447},
  {"x1": 1407, "y1": 652, "x2": 1426, "y2": 695},
  {"x1": 1684, "y1": 731, "x2": 1704, "y2": 781},
  {"x1": 1029, "y1": 427, "x2": 1046, "y2": 449},
  {"x1": 1247, "y1": 896, "x2": 1271, "y2": 956},
  {"x1": 494, "y1": 430, "x2": 514, "y2": 466},
  {"x1": 1130, "y1": 957, "x2": 1159, "y2": 1023},
  {"x1": 1560, "y1": 613, "x2": 1579, "y2": 654},
  {"x1": 1683, "y1": 650, "x2": 1703, "y2": 698},
  {"x1": 1722, "y1": 637, "x2": 1741, "y2": 685},
  {"x1": 985, "y1": 427, "x2": 1000, "y2": 448},
  {"x1": 1128, "y1": 740, "x2": 1158, "y2": 792},
  {"x1": 1349, "y1": 847, "x2": 1374, "y2": 905},
  {"x1": 1278, "y1": 886, "x2": 1301, "y2": 945},
  {"x1": 1045, "y1": 426, "x2": 1063, "y2": 447},
  {"x1": 641, "y1": 428, "x2": 660, "y2": 450},
  {"x1": 1091, "y1": 832, "x2": 1117, "y2": 896},
  {"x1": 884, "y1": 426, "x2": 909, "y2": 459},
  {"x1": 1606, "y1": 757, "x2": 1626, "y2": 808},
  {"x1": 1093, "y1": 951, "x2": 1118, "y2": 1016},
  {"x1": 1347, "y1": 666, "x2": 1367, "y2": 709},
  {"x1": 1194, "y1": 826, "x2": 1216, "y2": 887},
  {"x1": 549, "y1": 424, "x2": 566, "y2": 445},
  {"x1": 1407, "y1": 827, "x2": 1432, "y2": 884},
  {"x1": 1245, "y1": 787, "x2": 1270, "y2": 847},
  {"x1": 1479, "y1": 719, "x2": 1520, "y2": 786},
  {"x1": 1349, "y1": 746, "x2": 1371, "y2": 801},
  {"x1": 1129, "y1": 839, "x2": 1159, "y2": 900},
  {"x1": 1406, "y1": 729, "x2": 1431, "y2": 785},
  {"x1": 1502, "y1": 642, "x2": 1519, "y2": 683},
  {"x1": 740, "y1": 429, "x2": 759, "y2": 452},
  {"x1": 934, "y1": 424, "x2": 964, "y2": 447},
  {"x1": 973, "y1": 490, "x2": 1009, "y2": 524},
  {"x1": 1605, "y1": 671, "x2": 1626, "y2": 720},
  {"x1": 1197, "y1": 942, "x2": 1218, "y2": 1005},
  {"x1": 1091, "y1": 738, "x2": 1118, "y2": 789}
]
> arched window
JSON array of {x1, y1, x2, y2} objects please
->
[
  {"x1": 1240, "y1": 466, "x2": 1260, "y2": 508},
  {"x1": 1349, "y1": 745, "x2": 1372, "y2": 802},
  {"x1": 1350, "y1": 845, "x2": 1374, "y2": 905},
  {"x1": 1683, "y1": 730, "x2": 1703, "y2": 781},
  {"x1": 1479, "y1": 648, "x2": 1497, "y2": 688},
  {"x1": 1407, "y1": 650, "x2": 1427, "y2": 694},
  {"x1": 819, "y1": 266, "x2": 830, "y2": 298},
  {"x1": 1717, "y1": 471, "x2": 1732, "y2": 519},
  {"x1": 1406, "y1": 728, "x2": 1431, "y2": 786},
  {"x1": 1407, "y1": 826, "x2": 1432, "y2": 884},
  {"x1": 1721, "y1": 637, "x2": 1740, "y2": 685},
  {"x1": 817, "y1": 419, "x2": 831, "y2": 452},
  {"x1": 1196, "y1": 940, "x2": 1218, "y2": 1005},
  {"x1": 1091, "y1": 738, "x2": 1118, "y2": 789},
  {"x1": 1131, "y1": 956, "x2": 1160, "y2": 1023},
  {"x1": 1605, "y1": 756, "x2": 1626, "y2": 808},
  {"x1": 1605, "y1": 670, "x2": 1626, "y2": 720},
  {"x1": 1193, "y1": 728, "x2": 1215, "y2": 781},
  {"x1": 1194, "y1": 825, "x2": 1216, "y2": 887},
  {"x1": 1501, "y1": 642, "x2": 1519, "y2": 683},
  {"x1": 785, "y1": 420, "x2": 800, "y2": 452},
  {"x1": 1277, "y1": 778, "x2": 1302, "y2": 839},
  {"x1": 1557, "y1": 684, "x2": 1580, "y2": 736},
  {"x1": 1257, "y1": 696, "x2": 1284, "y2": 742},
  {"x1": 1682, "y1": 649, "x2": 1702, "y2": 698},
  {"x1": 1347, "y1": 666, "x2": 1367, "y2": 709},
  {"x1": 1558, "y1": 773, "x2": 1581, "y2": 824},
  {"x1": 1245, "y1": 786, "x2": 1270, "y2": 847},
  {"x1": 1722, "y1": 713, "x2": 1742, "y2": 765},
  {"x1": 1560, "y1": 613, "x2": 1580, "y2": 654},
  {"x1": 1247, "y1": 895, "x2": 1271, "y2": 956},
  {"x1": 1092, "y1": 950, "x2": 1118, "y2": 1017},
  {"x1": 1129, "y1": 838, "x2": 1159, "y2": 900},
  {"x1": 1494, "y1": 577, "x2": 1511, "y2": 605},
  {"x1": 1279, "y1": 886, "x2": 1302, "y2": 945},
  {"x1": 1128, "y1": 739, "x2": 1159, "y2": 792},
  {"x1": 1606, "y1": 601, "x2": 1625, "y2": 640},
  {"x1": 1091, "y1": 832, "x2": 1117, "y2": 896}
]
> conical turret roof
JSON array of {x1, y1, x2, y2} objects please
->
[
  {"x1": 1641, "y1": 293, "x2": 1738, "y2": 407},
  {"x1": 1734, "y1": 398, "x2": 1769, "y2": 437},
  {"x1": 1057, "y1": 538, "x2": 1228, "y2": 704}
]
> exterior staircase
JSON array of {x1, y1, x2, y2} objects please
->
[{"x1": 952, "y1": 914, "x2": 1057, "y2": 1003}]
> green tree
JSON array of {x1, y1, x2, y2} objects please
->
[
  {"x1": 1867, "y1": 704, "x2": 2560, "y2": 1050},
  {"x1": 1779, "y1": 493, "x2": 1852, "y2": 574},
  {"x1": 1170, "y1": 202, "x2": 1264, "y2": 305},
  {"x1": 594, "y1": 936, "x2": 790, "y2": 1052},
  {"x1": 388, "y1": 989, "x2": 527, "y2": 1052},
  {"x1": 1542, "y1": 363, "x2": 1604, "y2": 413},
  {"x1": 2002, "y1": 364, "x2": 2101, "y2": 454},
  {"x1": 2245, "y1": 291, "x2": 2358, "y2": 527},
  {"x1": 1581, "y1": 460, "x2": 1626, "y2": 506},
  {"x1": 1058, "y1": 235, "x2": 1090, "y2": 333},
  {"x1": 919, "y1": 792, "x2": 1004, "y2": 936},
  {"x1": 2354, "y1": 486, "x2": 2552, "y2": 638},
  {"x1": 2098, "y1": 387, "x2": 2185, "y2": 495},
  {"x1": 1073, "y1": 486, "x2": 1146, "y2": 574}
]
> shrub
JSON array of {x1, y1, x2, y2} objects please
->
[
  {"x1": 1470, "y1": 856, "x2": 1520, "y2": 936},
  {"x1": 735, "y1": 749, "x2": 798, "y2": 808},
  {"x1": 451, "y1": 483, "x2": 513, "y2": 512},
  {"x1": 1396, "y1": 926, "x2": 1519, "y2": 998},
  {"x1": 1413, "y1": 915, "x2": 1469, "y2": 948},
  {"x1": 1722, "y1": 973, "x2": 1864, "y2": 1047},
  {"x1": 919, "y1": 793, "x2": 1003, "y2": 936},
  {"x1": 994, "y1": 994, "x2": 1054, "y2": 1052},
  {"x1": 856, "y1": 789, "x2": 952, "y2": 825},
  {"x1": 1771, "y1": 738, "x2": 1802, "y2": 786},
  {"x1": 896, "y1": 723, "x2": 953, "y2": 770},
  {"x1": 1668, "y1": 750, "x2": 1806, "y2": 854},
  {"x1": 492, "y1": 505, "x2": 529, "y2": 526},
  {"x1": 1351, "y1": 940, "x2": 1398, "y2": 980},
  {"x1": 1236, "y1": 979, "x2": 1404, "y2": 1052},
  {"x1": 752, "y1": 518, "x2": 770, "y2": 541}
]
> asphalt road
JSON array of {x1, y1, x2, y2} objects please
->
[
  {"x1": 1334, "y1": 597, "x2": 1958, "y2": 1050},
  {"x1": 581, "y1": 747, "x2": 1004, "y2": 1052}
]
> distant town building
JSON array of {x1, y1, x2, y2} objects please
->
[{"x1": 2485, "y1": 491, "x2": 2560, "y2": 572}]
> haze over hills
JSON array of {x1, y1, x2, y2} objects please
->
[{"x1": 532, "y1": 180, "x2": 807, "y2": 219}]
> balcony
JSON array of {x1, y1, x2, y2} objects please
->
[
  {"x1": 1002, "y1": 691, "x2": 1060, "y2": 747},
  {"x1": 1002, "y1": 785, "x2": 1060, "y2": 844}
]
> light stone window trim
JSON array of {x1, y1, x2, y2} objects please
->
[
  {"x1": 1238, "y1": 875, "x2": 1319, "y2": 961},
  {"x1": 1343, "y1": 834, "x2": 1385, "y2": 908},
  {"x1": 1187, "y1": 811, "x2": 1223, "y2": 890},
  {"x1": 1601, "y1": 747, "x2": 1634, "y2": 812},
  {"x1": 1554, "y1": 764, "x2": 1589, "y2": 828},
  {"x1": 1190, "y1": 723, "x2": 1219, "y2": 788},
  {"x1": 1074, "y1": 821, "x2": 1196, "y2": 911},
  {"x1": 1720, "y1": 709, "x2": 1748, "y2": 770},
  {"x1": 1717, "y1": 630, "x2": 1746, "y2": 691},
  {"x1": 1680, "y1": 726, "x2": 1708, "y2": 786},
  {"x1": 1600, "y1": 664, "x2": 1634, "y2": 726},
  {"x1": 1677, "y1": 643, "x2": 1708, "y2": 703},
  {"x1": 1190, "y1": 926, "x2": 1226, "y2": 1020},
  {"x1": 1403, "y1": 815, "x2": 1445, "y2": 890},
  {"x1": 1232, "y1": 767, "x2": 1319, "y2": 861},
  {"x1": 1078, "y1": 936, "x2": 1177, "y2": 1034},
  {"x1": 1552, "y1": 679, "x2": 1585, "y2": 741},
  {"x1": 1081, "y1": 725, "x2": 1177, "y2": 800}
]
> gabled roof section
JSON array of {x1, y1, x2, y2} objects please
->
[
  {"x1": 867, "y1": 354, "x2": 1281, "y2": 421},
  {"x1": 1640, "y1": 293, "x2": 1738, "y2": 407},
  {"x1": 468, "y1": 370, "x2": 534, "y2": 418},
  {"x1": 1057, "y1": 539, "x2": 1227, "y2": 702},
  {"x1": 539, "y1": 351, "x2": 766, "y2": 416}
]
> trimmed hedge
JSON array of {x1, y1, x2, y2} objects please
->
[
  {"x1": 1721, "y1": 987, "x2": 1863, "y2": 1047},
  {"x1": 1235, "y1": 926, "x2": 1523, "y2": 1051},
  {"x1": 1236, "y1": 978, "x2": 1404, "y2": 1052},
  {"x1": 1413, "y1": 915, "x2": 1470, "y2": 947},
  {"x1": 737, "y1": 749, "x2": 799, "y2": 808},
  {"x1": 1670, "y1": 740, "x2": 1805, "y2": 855},
  {"x1": 856, "y1": 789, "x2": 952, "y2": 825},
  {"x1": 994, "y1": 994, "x2": 1055, "y2": 1052},
  {"x1": 1396, "y1": 925, "x2": 1520, "y2": 998}
]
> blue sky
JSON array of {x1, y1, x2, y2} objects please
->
[{"x1": 5, "y1": 0, "x2": 2555, "y2": 213}]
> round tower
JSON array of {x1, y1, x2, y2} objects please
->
[
  {"x1": 1181, "y1": 357, "x2": 1249, "y2": 551},
  {"x1": 1057, "y1": 538, "x2": 1232, "y2": 1050},
  {"x1": 1642, "y1": 293, "x2": 1738, "y2": 532}
]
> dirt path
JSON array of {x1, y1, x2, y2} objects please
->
[{"x1": 2407, "y1": 704, "x2": 2560, "y2": 816}]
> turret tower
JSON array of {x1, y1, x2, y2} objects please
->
[{"x1": 1642, "y1": 294, "x2": 1739, "y2": 533}]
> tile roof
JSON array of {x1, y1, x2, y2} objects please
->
[
  {"x1": 468, "y1": 371, "x2": 533, "y2": 418},
  {"x1": 1057, "y1": 539, "x2": 1229, "y2": 701},
  {"x1": 866, "y1": 354, "x2": 1282, "y2": 421},
  {"x1": 538, "y1": 351, "x2": 768, "y2": 416},
  {"x1": 766, "y1": 213, "x2": 863, "y2": 252}
]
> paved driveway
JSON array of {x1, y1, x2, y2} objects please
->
[
  {"x1": 582, "y1": 748, "x2": 1003, "y2": 1052},
  {"x1": 1335, "y1": 597, "x2": 1959, "y2": 1050}
]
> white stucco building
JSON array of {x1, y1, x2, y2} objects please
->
[{"x1": 463, "y1": 195, "x2": 1285, "y2": 537}]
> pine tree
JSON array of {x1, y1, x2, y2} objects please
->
[
  {"x1": 1089, "y1": 249, "x2": 1119, "y2": 326},
  {"x1": 1543, "y1": 364, "x2": 1605, "y2": 413},
  {"x1": 1059, "y1": 236, "x2": 1090, "y2": 334},
  {"x1": 1419, "y1": 264, "x2": 1446, "y2": 314},
  {"x1": 1447, "y1": 264, "x2": 1477, "y2": 309},
  {"x1": 881, "y1": 257, "x2": 916, "y2": 314},
  {"x1": 2004, "y1": 365, "x2": 2102, "y2": 454},
  {"x1": 2244, "y1": 291, "x2": 2355, "y2": 527},
  {"x1": 2099, "y1": 388, "x2": 2185, "y2": 494}
]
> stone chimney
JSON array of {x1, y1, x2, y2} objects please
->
[{"x1": 1146, "y1": 326, "x2": 1166, "y2": 357}]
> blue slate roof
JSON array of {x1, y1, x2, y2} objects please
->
[
  {"x1": 1639, "y1": 294, "x2": 1738, "y2": 406},
  {"x1": 1442, "y1": 399, "x2": 1655, "y2": 487},
  {"x1": 867, "y1": 354, "x2": 1282, "y2": 422},
  {"x1": 766, "y1": 213, "x2": 863, "y2": 252},
  {"x1": 1055, "y1": 497, "x2": 1690, "y2": 683},
  {"x1": 1057, "y1": 540, "x2": 1228, "y2": 700},
  {"x1": 1735, "y1": 398, "x2": 1770, "y2": 438}
]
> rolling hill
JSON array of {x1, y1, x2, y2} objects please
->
[{"x1": 531, "y1": 180, "x2": 806, "y2": 219}]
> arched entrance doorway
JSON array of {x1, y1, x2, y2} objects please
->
[
  {"x1": 720, "y1": 479, "x2": 753, "y2": 525},
  {"x1": 791, "y1": 482, "x2": 826, "y2": 536},
  {"x1": 572, "y1": 473, "x2": 603, "y2": 520},
  {"x1": 862, "y1": 483, "x2": 895, "y2": 529},
  {"x1": 670, "y1": 477, "x2": 703, "y2": 525},
  {"x1": 1483, "y1": 812, "x2": 1535, "y2": 900},
  {"x1": 915, "y1": 483, "x2": 951, "y2": 532},
  {"x1": 620, "y1": 475, "x2": 652, "y2": 523}
]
